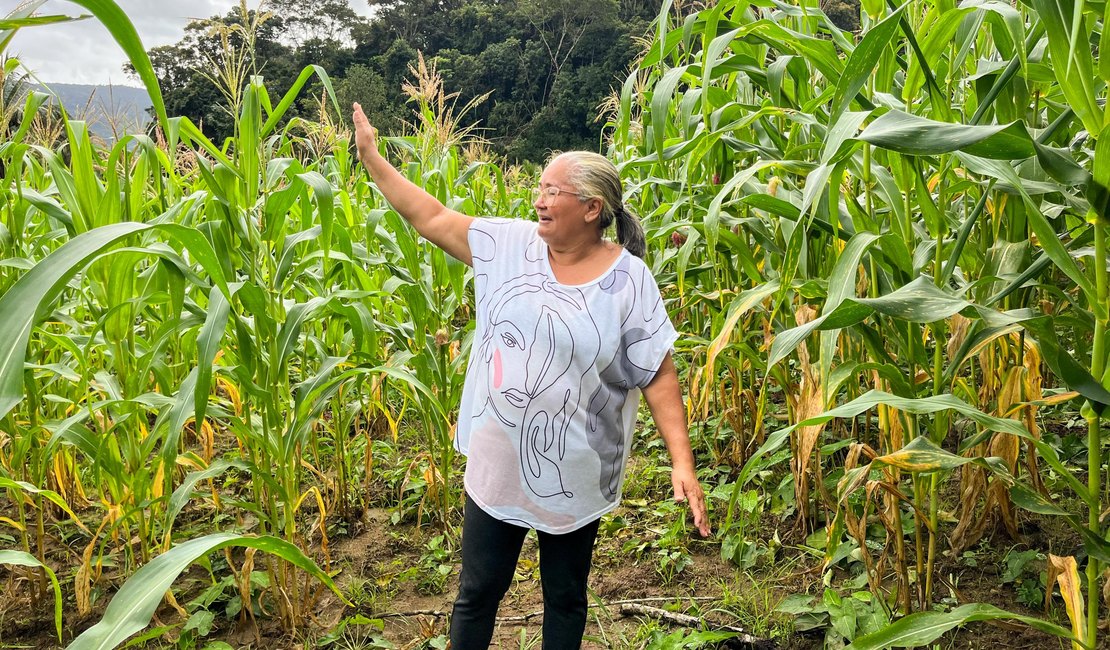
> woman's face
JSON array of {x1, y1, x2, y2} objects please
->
[{"x1": 534, "y1": 158, "x2": 600, "y2": 244}]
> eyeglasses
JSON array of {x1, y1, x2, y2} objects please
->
[{"x1": 532, "y1": 185, "x2": 587, "y2": 205}]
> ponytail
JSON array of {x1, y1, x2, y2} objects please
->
[{"x1": 615, "y1": 203, "x2": 646, "y2": 258}]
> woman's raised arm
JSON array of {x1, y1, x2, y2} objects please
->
[{"x1": 353, "y1": 102, "x2": 474, "y2": 265}]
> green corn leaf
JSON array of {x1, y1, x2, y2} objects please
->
[
  {"x1": 1023, "y1": 316, "x2": 1110, "y2": 411},
  {"x1": 238, "y1": 77, "x2": 263, "y2": 205},
  {"x1": 20, "y1": 188, "x2": 75, "y2": 233},
  {"x1": 1101, "y1": 0, "x2": 1110, "y2": 83},
  {"x1": 61, "y1": 0, "x2": 167, "y2": 133},
  {"x1": 11, "y1": 91, "x2": 50, "y2": 144},
  {"x1": 261, "y1": 65, "x2": 341, "y2": 138},
  {"x1": 702, "y1": 25, "x2": 741, "y2": 122},
  {"x1": 829, "y1": 2, "x2": 906, "y2": 126},
  {"x1": 705, "y1": 280, "x2": 781, "y2": 379},
  {"x1": 168, "y1": 117, "x2": 238, "y2": 173},
  {"x1": 885, "y1": 0, "x2": 949, "y2": 119},
  {"x1": 856, "y1": 110, "x2": 1035, "y2": 159},
  {"x1": 819, "y1": 232, "x2": 882, "y2": 400},
  {"x1": 194, "y1": 289, "x2": 231, "y2": 435},
  {"x1": 0, "y1": 222, "x2": 228, "y2": 421},
  {"x1": 275, "y1": 298, "x2": 331, "y2": 373},
  {"x1": 370, "y1": 364, "x2": 449, "y2": 424},
  {"x1": 769, "y1": 276, "x2": 1012, "y2": 368},
  {"x1": 150, "y1": 369, "x2": 198, "y2": 495},
  {"x1": 0, "y1": 551, "x2": 62, "y2": 641},
  {"x1": 650, "y1": 65, "x2": 690, "y2": 162},
  {"x1": 955, "y1": 152, "x2": 1098, "y2": 310},
  {"x1": 1011, "y1": 483, "x2": 1072, "y2": 516},
  {"x1": 617, "y1": 68, "x2": 637, "y2": 147},
  {"x1": 297, "y1": 171, "x2": 335, "y2": 260},
  {"x1": 902, "y1": 5, "x2": 973, "y2": 101},
  {"x1": 706, "y1": 160, "x2": 779, "y2": 253},
  {"x1": 822, "y1": 111, "x2": 870, "y2": 164},
  {"x1": 1029, "y1": 0, "x2": 1103, "y2": 136},
  {"x1": 276, "y1": 226, "x2": 323, "y2": 287},
  {"x1": 844, "y1": 603, "x2": 1076, "y2": 649},
  {"x1": 645, "y1": 0, "x2": 676, "y2": 68},
  {"x1": 0, "y1": 224, "x2": 147, "y2": 419},
  {"x1": 163, "y1": 460, "x2": 246, "y2": 545},
  {"x1": 0, "y1": 0, "x2": 48, "y2": 52},
  {"x1": 0, "y1": 14, "x2": 81, "y2": 30},
  {"x1": 67, "y1": 533, "x2": 347, "y2": 650}
]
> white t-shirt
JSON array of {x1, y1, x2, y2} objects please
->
[{"x1": 456, "y1": 218, "x2": 678, "y2": 534}]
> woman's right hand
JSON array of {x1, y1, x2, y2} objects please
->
[
  {"x1": 348, "y1": 101, "x2": 474, "y2": 264},
  {"x1": 352, "y1": 102, "x2": 378, "y2": 161}
]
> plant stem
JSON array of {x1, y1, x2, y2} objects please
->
[{"x1": 1087, "y1": 213, "x2": 1107, "y2": 644}]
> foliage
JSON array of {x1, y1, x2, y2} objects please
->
[
  {"x1": 610, "y1": 0, "x2": 1109, "y2": 644},
  {"x1": 137, "y1": 0, "x2": 655, "y2": 160}
]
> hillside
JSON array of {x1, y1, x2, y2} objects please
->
[{"x1": 34, "y1": 83, "x2": 153, "y2": 142}]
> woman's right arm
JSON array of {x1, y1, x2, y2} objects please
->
[{"x1": 353, "y1": 103, "x2": 474, "y2": 265}]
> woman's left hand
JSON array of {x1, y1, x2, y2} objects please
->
[{"x1": 672, "y1": 467, "x2": 710, "y2": 537}]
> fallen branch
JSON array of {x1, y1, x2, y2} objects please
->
[
  {"x1": 369, "y1": 596, "x2": 777, "y2": 648},
  {"x1": 372, "y1": 596, "x2": 722, "y2": 622},
  {"x1": 618, "y1": 603, "x2": 776, "y2": 649},
  {"x1": 376, "y1": 609, "x2": 449, "y2": 619}
]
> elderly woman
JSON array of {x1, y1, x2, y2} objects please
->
[{"x1": 352, "y1": 103, "x2": 709, "y2": 649}]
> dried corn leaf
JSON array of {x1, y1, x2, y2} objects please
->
[{"x1": 1045, "y1": 554, "x2": 1086, "y2": 650}]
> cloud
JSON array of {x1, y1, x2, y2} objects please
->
[{"x1": 6, "y1": 0, "x2": 371, "y2": 86}]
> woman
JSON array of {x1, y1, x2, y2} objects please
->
[{"x1": 352, "y1": 103, "x2": 709, "y2": 649}]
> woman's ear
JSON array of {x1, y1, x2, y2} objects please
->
[{"x1": 584, "y1": 198, "x2": 603, "y2": 223}]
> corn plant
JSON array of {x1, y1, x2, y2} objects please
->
[
  {"x1": 610, "y1": 0, "x2": 1109, "y2": 644},
  {"x1": 1, "y1": 0, "x2": 539, "y2": 643}
]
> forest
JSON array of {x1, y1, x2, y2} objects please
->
[
  {"x1": 138, "y1": 0, "x2": 664, "y2": 162},
  {"x1": 1, "y1": 0, "x2": 1109, "y2": 648}
]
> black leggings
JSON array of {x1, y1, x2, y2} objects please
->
[{"x1": 449, "y1": 495, "x2": 601, "y2": 649}]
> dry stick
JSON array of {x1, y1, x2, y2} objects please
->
[
  {"x1": 617, "y1": 603, "x2": 773, "y2": 648},
  {"x1": 373, "y1": 597, "x2": 776, "y2": 648},
  {"x1": 373, "y1": 595, "x2": 722, "y2": 621}
]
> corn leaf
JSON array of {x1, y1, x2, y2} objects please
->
[
  {"x1": 67, "y1": 533, "x2": 347, "y2": 650},
  {"x1": 844, "y1": 603, "x2": 1077, "y2": 649},
  {"x1": 857, "y1": 110, "x2": 1035, "y2": 159},
  {"x1": 61, "y1": 0, "x2": 167, "y2": 133},
  {"x1": 163, "y1": 460, "x2": 246, "y2": 546},
  {"x1": 829, "y1": 3, "x2": 906, "y2": 126},
  {"x1": 1028, "y1": 0, "x2": 1103, "y2": 136},
  {"x1": 0, "y1": 222, "x2": 228, "y2": 421},
  {"x1": 0, "y1": 550, "x2": 62, "y2": 641},
  {"x1": 194, "y1": 289, "x2": 231, "y2": 430}
]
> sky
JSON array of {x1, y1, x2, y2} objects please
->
[{"x1": 4, "y1": 0, "x2": 373, "y2": 86}]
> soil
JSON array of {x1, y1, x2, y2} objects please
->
[
  {"x1": 315, "y1": 506, "x2": 799, "y2": 649},
  {"x1": 1, "y1": 466, "x2": 1104, "y2": 649}
]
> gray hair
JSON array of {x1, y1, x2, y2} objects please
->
[{"x1": 549, "y1": 151, "x2": 646, "y2": 258}]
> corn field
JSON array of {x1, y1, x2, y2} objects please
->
[{"x1": 1, "y1": 0, "x2": 1109, "y2": 648}]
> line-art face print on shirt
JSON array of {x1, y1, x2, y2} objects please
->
[
  {"x1": 472, "y1": 270, "x2": 602, "y2": 500},
  {"x1": 464, "y1": 220, "x2": 676, "y2": 531}
]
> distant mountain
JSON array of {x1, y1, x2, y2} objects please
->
[{"x1": 33, "y1": 83, "x2": 153, "y2": 142}]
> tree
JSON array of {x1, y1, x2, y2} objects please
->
[
  {"x1": 335, "y1": 64, "x2": 404, "y2": 133},
  {"x1": 517, "y1": 0, "x2": 617, "y2": 106},
  {"x1": 139, "y1": 0, "x2": 656, "y2": 161},
  {"x1": 267, "y1": 0, "x2": 363, "y2": 46}
]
